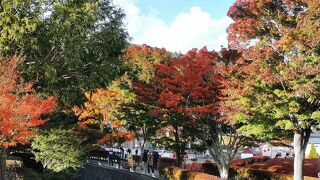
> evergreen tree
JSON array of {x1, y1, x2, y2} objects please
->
[{"x1": 308, "y1": 143, "x2": 320, "y2": 159}]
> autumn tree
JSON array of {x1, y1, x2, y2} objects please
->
[
  {"x1": 0, "y1": 56, "x2": 56, "y2": 180},
  {"x1": 134, "y1": 48, "x2": 246, "y2": 171},
  {"x1": 72, "y1": 76, "x2": 135, "y2": 147},
  {"x1": 197, "y1": 48, "x2": 252, "y2": 180},
  {"x1": 0, "y1": 0, "x2": 128, "y2": 107},
  {"x1": 118, "y1": 44, "x2": 171, "y2": 154},
  {"x1": 227, "y1": 0, "x2": 320, "y2": 179}
]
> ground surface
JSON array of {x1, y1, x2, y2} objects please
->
[{"x1": 74, "y1": 159, "x2": 159, "y2": 180}]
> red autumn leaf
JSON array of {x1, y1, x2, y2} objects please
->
[{"x1": 0, "y1": 56, "x2": 56, "y2": 148}]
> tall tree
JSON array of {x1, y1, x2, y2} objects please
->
[
  {"x1": 197, "y1": 48, "x2": 250, "y2": 180},
  {"x1": 0, "y1": 0, "x2": 128, "y2": 107},
  {"x1": 227, "y1": 0, "x2": 320, "y2": 179},
  {"x1": 134, "y1": 48, "x2": 233, "y2": 167},
  {"x1": 0, "y1": 55, "x2": 56, "y2": 180},
  {"x1": 119, "y1": 44, "x2": 171, "y2": 154}
]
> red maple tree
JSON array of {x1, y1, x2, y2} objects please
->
[
  {"x1": 134, "y1": 48, "x2": 240, "y2": 168},
  {"x1": 0, "y1": 56, "x2": 56, "y2": 148}
]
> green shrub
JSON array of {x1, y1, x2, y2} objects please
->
[
  {"x1": 308, "y1": 143, "x2": 320, "y2": 159},
  {"x1": 32, "y1": 128, "x2": 86, "y2": 173}
]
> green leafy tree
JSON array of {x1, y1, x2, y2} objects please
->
[
  {"x1": 119, "y1": 102, "x2": 158, "y2": 154},
  {"x1": 308, "y1": 143, "x2": 320, "y2": 159},
  {"x1": 1, "y1": 0, "x2": 128, "y2": 107},
  {"x1": 227, "y1": 1, "x2": 320, "y2": 179},
  {"x1": 32, "y1": 128, "x2": 86, "y2": 173},
  {"x1": 0, "y1": 0, "x2": 40, "y2": 52}
]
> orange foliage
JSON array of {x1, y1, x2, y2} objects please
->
[
  {"x1": 98, "y1": 131, "x2": 134, "y2": 146},
  {"x1": 0, "y1": 56, "x2": 56, "y2": 148},
  {"x1": 164, "y1": 166, "x2": 220, "y2": 180},
  {"x1": 73, "y1": 83, "x2": 134, "y2": 146},
  {"x1": 112, "y1": 120, "x2": 122, "y2": 128}
]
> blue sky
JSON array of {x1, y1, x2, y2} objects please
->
[
  {"x1": 113, "y1": 0, "x2": 235, "y2": 52},
  {"x1": 135, "y1": 0, "x2": 235, "y2": 22}
]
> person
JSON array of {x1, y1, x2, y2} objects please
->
[
  {"x1": 115, "y1": 151, "x2": 121, "y2": 168},
  {"x1": 284, "y1": 153, "x2": 290, "y2": 159},
  {"x1": 108, "y1": 151, "x2": 114, "y2": 166},
  {"x1": 135, "y1": 149, "x2": 138, "y2": 155},
  {"x1": 184, "y1": 152, "x2": 188, "y2": 159},
  {"x1": 147, "y1": 152, "x2": 155, "y2": 177},
  {"x1": 120, "y1": 146, "x2": 124, "y2": 159},
  {"x1": 127, "y1": 149, "x2": 134, "y2": 172},
  {"x1": 153, "y1": 151, "x2": 159, "y2": 170},
  {"x1": 143, "y1": 149, "x2": 148, "y2": 174}
]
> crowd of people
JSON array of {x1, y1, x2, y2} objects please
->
[
  {"x1": 142, "y1": 149, "x2": 159, "y2": 177},
  {"x1": 105, "y1": 147, "x2": 159, "y2": 178}
]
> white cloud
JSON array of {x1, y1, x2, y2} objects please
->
[{"x1": 113, "y1": 0, "x2": 232, "y2": 53}]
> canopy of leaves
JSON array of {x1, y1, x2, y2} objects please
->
[
  {"x1": 0, "y1": 0, "x2": 128, "y2": 107},
  {"x1": 116, "y1": 45, "x2": 172, "y2": 145},
  {"x1": 0, "y1": 0, "x2": 39, "y2": 51},
  {"x1": 72, "y1": 76, "x2": 135, "y2": 146},
  {"x1": 133, "y1": 48, "x2": 232, "y2": 151},
  {"x1": 122, "y1": 44, "x2": 172, "y2": 82},
  {"x1": 226, "y1": 0, "x2": 320, "y2": 138},
  {"x1": 135, "y1": 48, "x2": 225, "y2": 121},
  {"x1": 32, "y1": 128, "x2": 86, "y2": 172},
  {"x1": 0, "y1": 55, "x2": 56, "y2": 148},
  {"x1": 119, "y1": 102, "x2": 158, "y2": 143}
]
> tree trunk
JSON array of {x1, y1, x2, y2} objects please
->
[
  {"x1": 139, "y1": 141, "x2": 145, "y2": 171},
  {"x1": 218, "y1": 164, "x2": 229, "y2": 180},
  {"x1": 0, "y1": 148, "x2": 8, "y2": 180},
  {"x1": 140, "y1": 146, "x2": 144, "y2": 160},
  {"x1": 293, "y1": 128, "x2": 310, "y2": 180},
  {"x1": 173, "y1": 126, "x2": 182, "y2": 167},
  {"x1": 176, "y1": 150, "x2": 181, "y2": 167}
]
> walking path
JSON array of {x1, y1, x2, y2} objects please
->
[
  {"x1": 74, "y1": 163, "x2": 158, "y2": 180},
  {"x1": 87, "y1": 159, "x2": 159, "y2": 179}
]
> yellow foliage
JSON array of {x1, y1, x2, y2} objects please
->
[
  {"x1": 73, "y1": 77, "x2": 135, "y2": 125},
  {"x1": 72, "y1": 76, "x2": 136, "y2": 147}
]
